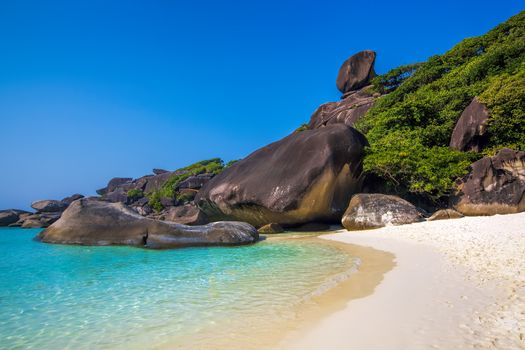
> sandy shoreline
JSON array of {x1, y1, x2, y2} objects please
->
[{"x1": 275, "y1": 212, "x2": 525, "y2": 350}]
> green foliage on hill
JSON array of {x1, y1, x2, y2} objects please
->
[
  {"x1": 355, "y1": 11, "x2": 525, "y2": 202},
  {"x1": 127, "y1": 189, "x2": 144, "y2": 201},
  {"x1": 147, "y1": 158, "x2": 226, "y2": 211}
]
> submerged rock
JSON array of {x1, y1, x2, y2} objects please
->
[
  {"x1": 196, "y1": 124, "x2": 368, "y2": 227},
  {"x1": 451, "y1": 148, "x2": 525, "y2": 215},
  {"x1": 450, "y1": 98, "x2": 490, "y2": 152},
  {"x1": 342, "y1": 194, "x2": 423, "y2": 230},
  {"x1": 336, "y1": 50, "x2": 376, "y2": 94},
  {"x1": 37, "y1": 198, "x2": 258, "y2": 249}
]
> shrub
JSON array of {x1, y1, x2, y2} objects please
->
[{"x1": 127, "y1": 189, "x2": 144, "y2": 201}]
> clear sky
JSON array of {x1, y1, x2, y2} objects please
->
[{"x1": 1, "y1": 0, "x2": 523, "y2": 210}]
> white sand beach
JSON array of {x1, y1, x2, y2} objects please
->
[{"x1": 276, "y1": 212, "x2": 525, "y2": 350}]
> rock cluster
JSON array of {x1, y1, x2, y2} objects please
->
[
  {"x1": 3, "y1": 49, "x2": 522, "y2": 245},
  {"x1": 95, "y1": 169, "x2": 214, "y2": 222},
  {"x1": 1, "y1": 194, "x2": 85, "y2": 228}
]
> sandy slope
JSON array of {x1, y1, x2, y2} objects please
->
[{"x1": 276, "y1": 212, "x2": 525, "y2": 350}]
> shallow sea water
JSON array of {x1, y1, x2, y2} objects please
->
[{"x1": 0, "y1": 228, "x2": 356, "y2": 350}]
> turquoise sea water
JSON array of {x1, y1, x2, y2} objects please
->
[{"x1": 0, "y1": 228, "x2": 356, "y2": 350}]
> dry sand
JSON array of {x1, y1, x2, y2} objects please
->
[{"x1": 275, "y1": 212, "x2": 525, "y2": 350}]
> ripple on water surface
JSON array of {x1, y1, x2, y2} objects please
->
[{"x1": 0, "y1": 228, "x2": 356, "y2": 349}]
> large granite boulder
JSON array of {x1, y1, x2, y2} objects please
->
[
  {"x1": 450, "y1": 98, "x2": 490, "y2": 152},
  {"x1": 308, "y1": 87, "x2": 376, "y2": 129},
  {"x1": 31, "y1": 200, "x2": 68, "y2": 213},
  {"x1": 342, "y1": 194, "x2": 423, "y2": 230},
  {"x1": 36, "y1": 198, "x2": 258, "y2": 249},
  {"x1": 451, "y1": 148, "x2": 525, "y2": 215},
  {"x1": 336, "y1": 50, "x2": 376, "y2": 95},
  {"x1": 196, "y1": 124, "x2": 368, "y2": 227}
]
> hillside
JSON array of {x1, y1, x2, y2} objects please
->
[{"x1": 355, "y1": 10, "x2": 525, "y2": 204}]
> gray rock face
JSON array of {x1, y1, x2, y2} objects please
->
[
  {"x1": 36, "y1": 198, "x2": 258, "y2": 249},
  {"x1": 31, "y1": 200, "x2": 68, "y2": 213},
  {"x1": 451, "y1": 148, "x2": 525, "y2": 215},
  {"x1": 336, "y1": 50, "x2": 376, "y2": 94},
  {"x1": 164, "y1": 204, "x2": 208, "y2": 225},
  {"x1": 428, "y1": 209, "x2": 464, "y2": 221},
  {"x1": 196, "y1": 124, "x2": 368, "y2": 227},
  {"x1": 177, "y1": 174, "x2": 213, "y2": 190},
  {"x1": 308, "y1": 87, "x2": 376, "y2": 129},
  {"x1": 342, "y1": 194, "x2": 423, "y2": 230},
  {"x1": 143, "y1": 172, "x2": 173, "y2": 193},
  {"x1": 96, "y1": 177, "x2": 133, "y2": 195},
  {"x1": 450, "y1": 98, "x2": 490, "y2": 152},
  {"x1": 103, "y1": 189, "x2": 130, "y2": 204}
]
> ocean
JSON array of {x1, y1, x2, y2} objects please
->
[{"x1": 0, "y1": 227, "x2": 357, "y2": 349}]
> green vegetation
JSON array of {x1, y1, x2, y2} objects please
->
[
  {"x1": 354, "y1": 11, "x2": 525, "y2": 203},
  {"x1": 147, "y1": 158, "x2": 226, "y2": 211},
  {"x1": 295, "y1": 123, "x2": 309, "y2": 132},
  {"x1": 127, "y1": 189, "x2": 144, "y2": 201}
]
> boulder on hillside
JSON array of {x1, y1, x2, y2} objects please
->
[
  {"x1": 31, "y1": 200, "x2": 68, "y2": 213},
  {"x1": 451, "y1": 148, "x2": 525, "y2": 215},
  {"x1": 450, "y1": 97, "x2": 490, "y2": 152},
  {"x1": 196, "y1": 124, "x2": 368, "y2": 227},
  {"x1": 164, "y1": 203, "x2": 208, "y2": 225},
  {"x1": 428, "y1": 209, "x2": 464, "y2": 221},
  {"x1": 308, "y1": 87, "x2": 376, "y2": 129},
  {"x1": 336, "y1": 50, "x2": 376, "y2": 94},
  {"x1": 342, "y1": 194, "x2": 423, "y2": 230},
  {"x1": 36, "y1": 198, "x2": 258, "y2": 249}
]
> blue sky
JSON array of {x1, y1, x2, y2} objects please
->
[{"x1": 1, "y1": 0, "x2": 523, "y2": 210}]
